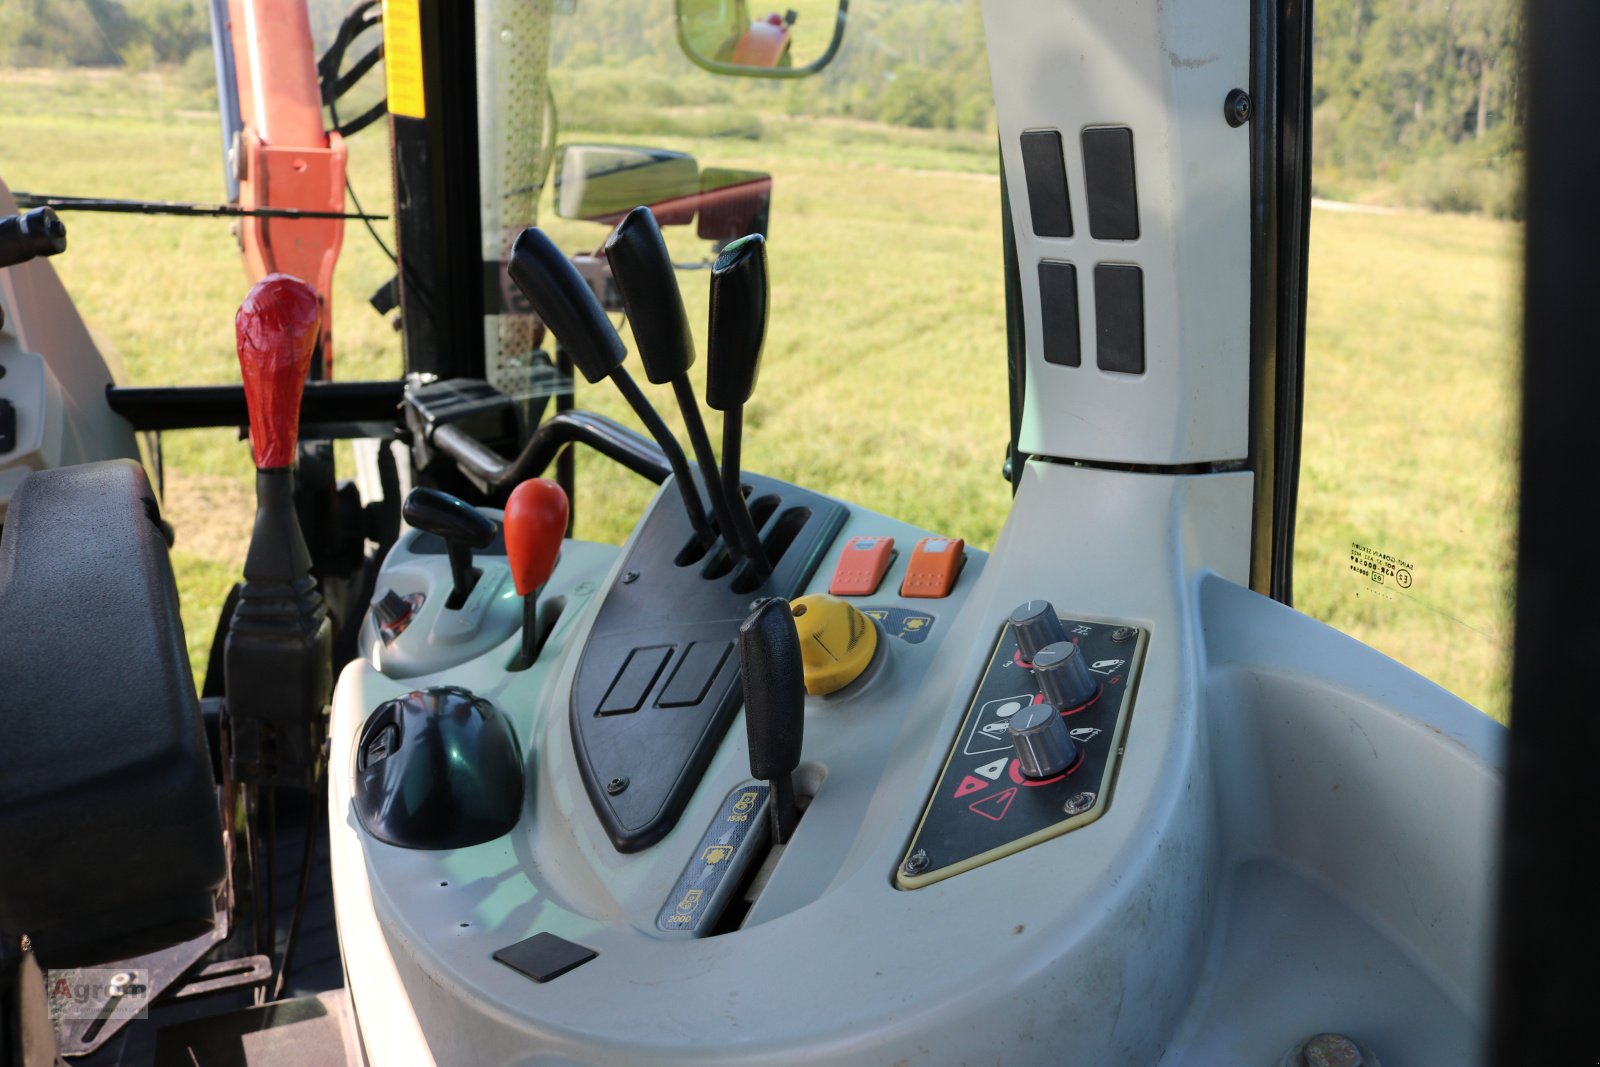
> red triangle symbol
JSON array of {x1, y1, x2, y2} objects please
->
[
  {"x1": 968, "y1": 787, "x2": 1018, "y2": 821},
  {"x1": 953, "y1": 775, "x2": 988, "y2": 799}
]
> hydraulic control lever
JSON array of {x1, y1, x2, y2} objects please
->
[
  {"x1": 706, "y1": 233, "x2": 771, "y2": 579},
  {"x1": 507, "y1": 226, "x2": 713, "y2": 543},
  {"x1": 0, "y1": 206, "x2": 67, "y2": 269},
  {"x1": 739, "y1": 597, "x2": 806, "y2": 843},
  {"x1": 225, "y1": 274, "x2": 334, "y2": 788},
  {"x1": 401, "y1": 488, "x2": 497, "y2": 610},
  {"x1": 604, "y1": 206, "x2": 752, "y2": 564},
  {"x1": 504, "y1": 477, "x2": 568, "y2": 669}
]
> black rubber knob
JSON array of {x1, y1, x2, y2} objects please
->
[
  {"x1": 1034, "y1": 640, "x2": 1099, "y2": 709},
  {"x1": 402, "y1": 488, "x2": 496, "y2": 549},
  {"x1": 1009, "y1": 600, "x2": 1068, "y2": 663},
  {"x1": 739, "y1": 597, "x2": 805, "y2": 781},
  {"x1": 0, "y1": 207, "x2": 67, "y2": 269},
  {"x1": 605, "y1": 206, "x2": 695, "y2": 385},
  {"x1": 508, "y1": 226, "x2": 626, "y2": 384},
  {"x1": 1009, "y1": 702, "x2": 1078, "y2": 779},
  {"x1": 705, "y1": 233, "x2": 768, "y2": 412}
]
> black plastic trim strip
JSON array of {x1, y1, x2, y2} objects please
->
[
  {"x1": 1491, "y1": 1, "x2": 1600, "y2": 1061},
  {"x1": 1246, "y1": 0, "x2": 1313, "y2": 603}
]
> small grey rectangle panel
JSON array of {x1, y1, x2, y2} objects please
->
[
  {"x1": 1020, "y1": 130, "x2": 1073, "y2": 238},
  {"x1": 1094, "y1": 264, "x2": 1145, "y2": 375},
  {"x1": 1037, "y1": 261, "x2": 1081, "y2": 367},
  {"x1": 1082, "y1": 127, "x2": 1140, "y2": 241}
]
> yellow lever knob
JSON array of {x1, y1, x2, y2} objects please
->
[{"x1": 790, "y1": 593, "x2": 879, "y2": 696}]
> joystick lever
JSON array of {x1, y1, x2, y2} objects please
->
[
  {"x1": 706, "y1": 233, "x2": 771, "y2": 580},
  {"x1": 504, "y1": 477, "x2": 569, "y2": 669},
  {"x1": 739, "y1": 598, "x2": 806, "y2": 843},
  {"x1": 605, "y1": 207, "x2": 755, "y2": 566},
  {"x1": 226, "y1": 273, "x2": 333, "y2": 787},
  {"x1": 507, "y1": 226, "x2": 713, "y2": 544},
  {"x1": 402, "y1": 488, "x2": 497, "y2": 610}
]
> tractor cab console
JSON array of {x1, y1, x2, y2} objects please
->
[{"x1": 319, "y1": 211, "x2": 1497, "y2": 1065}]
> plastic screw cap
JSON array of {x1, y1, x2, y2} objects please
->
[
  {"x1": 235, "y1": 274, "x2": 321, "y2": 469},
  {"x1": 1033, "y1": 640, "x2": 1098, "y2": 709},
  {"x1": 1009, "y1": 600, "x2": 1068, "y2": 663},
  {"x1": 1008, "y1": 702, "x2": 1078, "y2": 779},
  {"x1": 504, "y1": 478, "x2": 569, "y2": 596}
]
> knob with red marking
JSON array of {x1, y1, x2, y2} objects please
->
[
  {"x1": 235, "y1": 273, "x2": 321, "y2": 470},
  {"x1": 505, "y1": 478, "x2": 569, "y2": 669}
]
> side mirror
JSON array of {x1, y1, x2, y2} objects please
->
[
  {"x1": 554, "y1": 145, "x2": 701, "y2": 226},
  {"x1": 676, "y1": 0, "x2": 847, "y2": 78},
  {"x1": 698, "y1": 168, "x2": 773, "y2": 247}
]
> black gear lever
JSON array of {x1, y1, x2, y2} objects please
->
[
  {"x1": 603, "y1": 207, "x2": 754, "y2": 564},
  {"x1": 739, "y1": 597, "x2": 805, "y2": 844},
  {"x1": 706, "y1": 233, "x2": 771, "y2": 580},
  {"x1": 402, "y1": 487, "x2": 497, "y2": 610},
  {"x1": 507, "y1": 226, "x2": 713, "y2": 544}
]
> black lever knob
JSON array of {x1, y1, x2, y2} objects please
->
[
  {"x1": 1034, "y1": 640, "x2": 1099, "y2": 710},
  {"x1": 705, "y1": 233, "x2": 768, "y2": 412},
  {"x1": 1009, "y1": 600, "x2": 1069, "y2": 664},
  {"x1": 508, "y1": 226, "x2": 626, "y2": 384},
  {"x1": 402, "y1": 487, "x2": 497, "y2": 610},
  {"x1": 704, "y1": 233, "x2": 771, "y2": 578},
  {"x1": 606, "y1": 206, "x2": 756, "y2": 566},
  {"x1": 604, "y1": 206, "x2": 695, "y2": 385},
  {"x1": 739, "y1": 597, "x2": 805, "y2": 843},
  {"x1": 0, "y1": 207, "x2": 67, "y2": 270},
  {"x1": 508, "y1": 224, "x2": 715, "y2": 545}
]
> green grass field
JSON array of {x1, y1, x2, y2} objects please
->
[{"x1": 0, "y1": 68, "x2": 1520, "y2": 719}]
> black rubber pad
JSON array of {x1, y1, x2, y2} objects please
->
[
  {"x1": 1082, "y1": 128, "x2": 1140, "y2": 241},
  {"x1": 1038, "y1": 261, "x2": 1081, "y2": 367},
  {"x1": 1094, "y1": 264, "x2": 1146, "y2": 374},
  {"x1": 1020, "y1": 130, "x2": 1074, "y2": 238},
  {"x1": 494, "y1": 932, "x2": 598, "y2": 983}
]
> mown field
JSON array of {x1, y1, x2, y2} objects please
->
[{"x1": 0, "y1": 68, "x2": 1519, "y2": 719}]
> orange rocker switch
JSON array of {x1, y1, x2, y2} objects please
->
[
  {"x1": 829, "y1": 536, "x2": 896, "y2": 596},
  {"x1": 900, "y1": 537, "x2": 966, "y2": 599}
]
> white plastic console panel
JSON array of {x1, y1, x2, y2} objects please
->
[
  {"x1": 329, "y1": 464, "x2": 1501, "y2": 1064},
  {"x1": 0, "y1": 178, "x2": 141, "y2": 522},
  {"x1": 984, "y1": 0, "x2": 1252, "y2": 465}
]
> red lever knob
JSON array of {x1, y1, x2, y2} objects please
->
[
  {"x1": 236, "y1": 274, "x2": 321, "y2": 469},
  {"x1": 504, "y1": 478, "x2": 569, "y2": 596}
]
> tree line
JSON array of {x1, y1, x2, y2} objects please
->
[{"x1": 3, "y1": 0, "x2": 1524, "y2": 216}]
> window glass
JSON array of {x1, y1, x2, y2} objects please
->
[{"x1": 1295, "y1": 0, "x2": 1522, "y2": 720}]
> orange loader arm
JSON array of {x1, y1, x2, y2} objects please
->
[{"x1": 224, "y1": 0, "x2": 347, "y2": 376}]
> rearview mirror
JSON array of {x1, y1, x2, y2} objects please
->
[
  {"x1": 676, "y1": 0, "x2": 847, "y2": 78},
  {"x1": 554, "y1": 145, "x2": 701, "y2": 225}
]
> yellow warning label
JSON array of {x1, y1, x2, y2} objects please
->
[{"x1": 382, "y1": 0, "x2": 426, "y2": 118}]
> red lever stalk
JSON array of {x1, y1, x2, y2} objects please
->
[
  {"x1": 505, "y1": 478, "x2": 569, "y2": 670},
  {"x1": 236, "y1": 273, "x2": 321, "y2": 470}
]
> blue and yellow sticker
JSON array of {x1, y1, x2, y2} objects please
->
[
  {"x1": 656, "y1": 782, "x2": 769, "y2": 934},
  {"x1": 859, "y1": 607, "x2": 936, "y2": 645}
]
